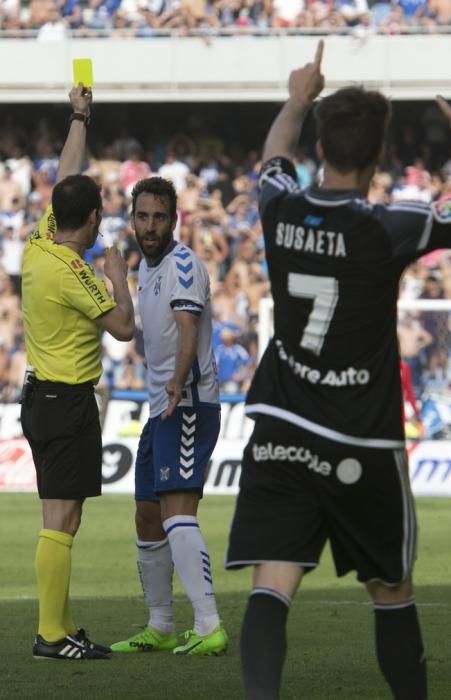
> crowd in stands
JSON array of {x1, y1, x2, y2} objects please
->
[
  {"x1": 0, "y1": 104, "x2": 450, "y2": 414},
  {"x1": 0, "y1": 0, "x2": 450, "y2": 37}
]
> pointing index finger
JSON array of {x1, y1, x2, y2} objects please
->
[{"x1": 314, "y1": 39, "x2": 324, "y2": 67}]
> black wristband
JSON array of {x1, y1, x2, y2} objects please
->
[{"x1": 69, "y1": 112, "x2": 90, "y2": 127}]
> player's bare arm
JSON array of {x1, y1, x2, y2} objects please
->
[
  {"x1": 96, "y1": 246, "x2": 135, "y2": 341},
  {"x1": 162, "y1": 310, "x2": 200, "y2": 420},
  {"x1": 262, "y1": 40, "x2": 325, "y2": 163},
  {"x1": 436, "y1": 95, "x2": 451, "y2": 126},
  {"x1": 56, "y1": 83, "x2": 92, "y2": 183}
]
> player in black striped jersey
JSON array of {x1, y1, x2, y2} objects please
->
[{"x1": 226, "y1": 40, "x2": 450, "y2": 699}]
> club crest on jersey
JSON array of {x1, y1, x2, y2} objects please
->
[
  {"x1": 160, "y1": 466, "x2": 170, "y2": 481},
  {"x1": 154, "y1": 275, "x2": 162, "y2": 295},
  {"x1": 432, "y1": 199, "x2": 451, "y2": 223}
]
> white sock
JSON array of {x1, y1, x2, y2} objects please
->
[
  {"x1": 163, "y1": 515, "x2": 220, "y2": 637},
  {"x1": 136, "y1": 538, "x2": 174, "y2": 635}
]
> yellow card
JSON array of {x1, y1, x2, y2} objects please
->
[{"x1": 72, "y1": 58, "x2": 93, "y2": 88}]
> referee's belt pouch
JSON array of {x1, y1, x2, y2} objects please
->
[{"x1": 20, "y1": 369, "x2": 37, "y2": 407}]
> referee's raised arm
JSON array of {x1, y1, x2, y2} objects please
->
[{"x1": 56, "y1": 82, "x2": 92, "y2": 183}]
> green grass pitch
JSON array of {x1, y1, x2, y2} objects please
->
[{"x1": 1, "y1": 494, "x2": 450, "y2": 699}]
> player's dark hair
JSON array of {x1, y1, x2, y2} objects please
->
[
  {"x1": 52, "y1": 174, "x2": 102, "y2": 230},
  {"x1": 314, "y1": 86, "x2": 391, "y2": 173},
  {"x1": 131, "y1": 177, "x2": 177, "y2": 219}
]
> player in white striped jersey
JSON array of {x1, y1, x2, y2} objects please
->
[
  {"x1": 111, "y1": 177, "x2": 227, "y2": 657},
  {"x1": 226, "y1": 41, "x2": 451, "y2": 699},
  {"x1": 137, "y1": 228, "x2": 218, "y2": 419}
]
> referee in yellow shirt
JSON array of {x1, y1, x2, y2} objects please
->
[{"x1": 21, "y1": 84, "x2": 135, "y2": 660}]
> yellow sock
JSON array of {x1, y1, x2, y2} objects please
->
[
  {"x1": 63, "y1": 595, "x2": 77, "y2": 638},
  {"x1": 35, "y1": 528, "x2": 74, "y2": 642}
]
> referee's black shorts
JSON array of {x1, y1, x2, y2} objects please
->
[{"x1": 21, "y1": 380, "x2": 103, "y2": 500}]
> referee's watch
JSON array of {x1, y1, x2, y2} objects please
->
[{"x1": 69, "y1": 112, "x2": 90, "y2": 127}]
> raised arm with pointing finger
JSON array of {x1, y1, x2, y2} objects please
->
[{"x1": 263, "y1": 40, "x2": 324, "y2": 162}]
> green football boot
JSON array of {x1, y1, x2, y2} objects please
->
[
  {"x1": 173, "y1": 624, "x2": 228, "y2": 656},
  {"x1": 110, "y1": 627, "x2": 177, "y2": 653}
]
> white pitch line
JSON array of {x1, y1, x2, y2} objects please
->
[
  {"x1": 299, "y1": 600, "x2": 449, "y2": 607},
  {"x1": 1, "y1": 596, "x2": 449, "y2": 608}
]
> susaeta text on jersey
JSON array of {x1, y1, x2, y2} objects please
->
[{"x1": 275, "y1": 222, "x2": 347, "y2": 257}]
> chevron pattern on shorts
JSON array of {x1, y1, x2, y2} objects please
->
[{"x1": 179, "y1": 412, "x2": 196, "y2": 479}]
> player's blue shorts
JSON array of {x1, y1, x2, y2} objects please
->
[{"x1": 135, "y1": 405, "x2": 220, "y2": 501}]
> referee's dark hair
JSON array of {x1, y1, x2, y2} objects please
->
[
  {"x1": 131, "y1": 177, "x2": 177, "y2": 219},
  {"x1": 314, "y1": 86, "x2": 391, "y2": 174},
  {"x1": 52, "y1": 174, "x2": 102, "y2": 230}
]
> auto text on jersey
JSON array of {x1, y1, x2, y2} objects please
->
[{"x1": 276, "y1": 339, "x2": 370, "y2": 386}]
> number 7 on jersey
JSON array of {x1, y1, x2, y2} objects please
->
[{"x1": 288, "y1": 273, "x2": 339, "y2": 356}]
